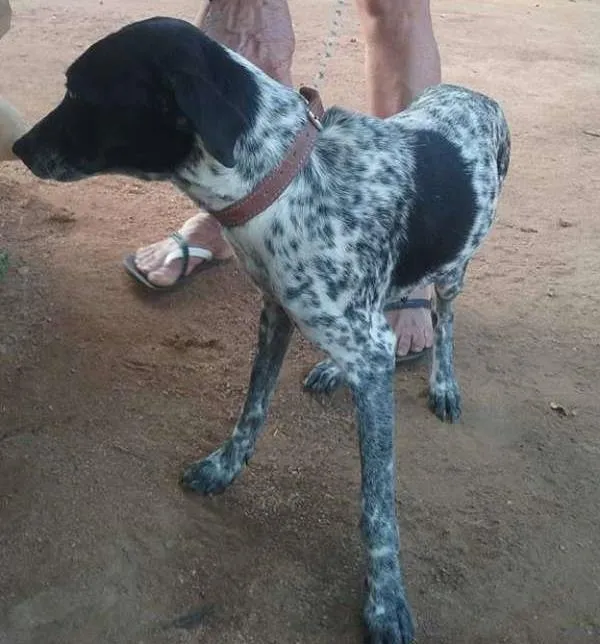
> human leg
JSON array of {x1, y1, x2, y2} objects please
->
[{"x1": 358, "y1": 0, "x2": 441, "y2": 359}]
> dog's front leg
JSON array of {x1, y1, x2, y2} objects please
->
[
  {"x1": 323, "y1": 318, "x2": 414, "y2": 644},
  {"x1": 352, "y1": 362, "x2": 415, "y2": 644},
  {"x1": 181, "y1": 299, "x2": 293, "y2": 494}
]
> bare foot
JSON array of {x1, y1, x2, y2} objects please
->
[
  {"x1": 386, "y1": 285, "x2": 435, "y2": 357},
  {"x1": 133, "y1": 213, "x2": 234, "y2": 287}
]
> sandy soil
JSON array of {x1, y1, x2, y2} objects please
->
[{"x1": 1, "y1": 0, "x2": 599, "y2": 642}]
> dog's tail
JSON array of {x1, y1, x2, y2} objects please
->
[{"x1": 496, "y1": 110, "x2": 511, "y2": 188}]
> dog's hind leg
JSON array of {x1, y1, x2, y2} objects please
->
[
  {"x1": 303, "y1": 295, "x2": 430, "y2": 396},
  {"x1": 321, "y1": 318, "x2": 414, "y2": 643},
  {"x1": 181, "y1": 299, "x2": 293, "y2": 494},
  {"x1": 428, "y1": 265, "x2": 467, "y2": 423}
]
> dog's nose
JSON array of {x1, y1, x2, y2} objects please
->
[
  {"x1": 12, "y1": 132, "x2": 53, "y2": 179},
  {"x1": 12, "y1": 134, "x2": 30, "y2": 163}
]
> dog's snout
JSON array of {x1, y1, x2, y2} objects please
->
[
  {"x1": 11, "y1": 134, "x2": 31, "y2": 164},
  {"x1": 11, "y1": 132, "x2": 51, "y2": 178},
  {"x1": 11, "y1": 129, "x2": 82, "y2": 182}
]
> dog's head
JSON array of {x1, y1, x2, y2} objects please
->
[{"x1": 13, "y1": 17, "x2": 259, "y2": 181}]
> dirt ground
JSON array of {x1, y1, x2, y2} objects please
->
[{"x1": 1, "y1": 0, "x2": 599, "y2": 642}]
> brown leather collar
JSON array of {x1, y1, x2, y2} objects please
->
[{"x1": 207, "y1": 86, "x2": 324, "y2": 228}]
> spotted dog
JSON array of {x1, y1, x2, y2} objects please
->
[{"x1": 13, "y1": 17, "x2": 510, "y2": 644}]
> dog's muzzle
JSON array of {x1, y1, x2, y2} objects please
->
[{"x1": 12, "y1": 135, "x2": 84, "y2": 182}]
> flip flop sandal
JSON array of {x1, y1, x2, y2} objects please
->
[
  {"x1": 384, "y1": 296, "x2": 438, "y2": 365},
  {"x1": 123, "y1": 232, "x2": 229, "y2": 292}
]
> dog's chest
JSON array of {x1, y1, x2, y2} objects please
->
[{"x1": 224, "y1": 227, "x2": 279, "y2": 299}]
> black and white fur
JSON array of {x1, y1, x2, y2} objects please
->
[{"x1": 13, "y1": 17, "x2": 511, "y2": 644}]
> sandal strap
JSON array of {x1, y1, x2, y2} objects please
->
[
  {"x1": 170, "y1": 232, "x2": 189, "y2": 284},
  {"x1": 164, "y1": 233, "x2": 215, "y2": 282},
  {"x1": 384, "y1": 297, "x2": 432, "y2": 312}
]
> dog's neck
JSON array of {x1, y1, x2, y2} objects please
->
[{"x1": 172, "y1": 48, "x2": 309, "y2": 214}]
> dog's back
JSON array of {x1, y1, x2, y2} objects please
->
[
  {"x1": 401, "y1": 83, "x2": 511, "y2": 188},
  {"x1": 287, "y1": 84, "x2": 510, "y2": 298},
  {"x1": 389, "y1": 83, "x2": 511, "y2": 288}
]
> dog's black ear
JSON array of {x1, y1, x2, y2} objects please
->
[
  {"x1": 169, "y1": 42, "x2": 260, "y2": 168},
  {"x1": 171, "y1": 78, "x2": 238, "y2": 168}
]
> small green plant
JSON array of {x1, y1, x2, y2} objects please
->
[{"x1": 0, "y1": 249, "x2": 9, "y2": 281}]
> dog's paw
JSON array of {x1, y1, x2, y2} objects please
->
[
  {"x1": 363, "y1": 579, "x2": 415, "y2": 644},
  {"x1": 303, "y1": 359, "x2": 345, "y2": 394},
  {"x1": 180, "y1": 443, "x2": 241, "y2": 495},
  {"x1": 428, "y1": 381, "x2": 461, "y2": 423}
]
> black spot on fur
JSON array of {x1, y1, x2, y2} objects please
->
[
  {"x1": 285, "y1": 276, "x2": 314, "y2": 301},
  {"x1": 352, "y1": 191, "x2": 364, "y2": 207},
  {"x1": 306, "y1": 313, "x2": 337, "y2": 328},
  {"x1": 391, "y1": 130, "x2": 477, "y2": 288},
  {"x1": 322, "y1": 221, "x2": 334, "y2": 247},
  {"x1": 317, "y1": 141, "x2": 342, "y2": 169}
]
